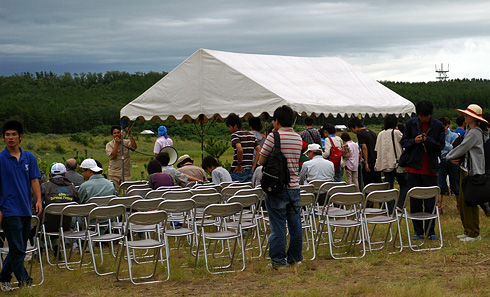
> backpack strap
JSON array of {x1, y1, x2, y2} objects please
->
[
  {"x1": 391, "y1": 129, "x2": 399, "y2": 161},
  {"x1": 273, "y1": 131, "x2": 281, "y2": 150}
]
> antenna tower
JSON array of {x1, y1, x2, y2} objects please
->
[{"x1": 435, "y1": 63, "x2": 449, "y2": 81}]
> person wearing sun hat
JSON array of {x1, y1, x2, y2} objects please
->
[
  {"x1": 447, "y1": 104, "x2": 490, "y2": 242},
  {"x1": 176, "y1": 154, "x2": 207, "y2": 183},
  {"x1": 78, "y1": 158, "x2": 116, "y2": 204}
]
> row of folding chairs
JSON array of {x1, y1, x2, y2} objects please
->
[{"x1": 299, "y1": 180, "x2": 442, "y2": 260}]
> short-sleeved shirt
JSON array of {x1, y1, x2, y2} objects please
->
[
  {"x1": 106, "y1": 138, "x2": 132, "y2": 178},
  {"x1": 230, "y1": 129, "x2": 259, "y2": 171},
  {"x1": 259, "y1": 128, "x2": 303, "y2": 189},
  {"x1": 211, "y1": 166, "x2": 232, "y2": 185},
  {"x1": 357, "y1": 128, "x2": 378, "y2": 165},
  {"x1": 0, "y1": 147, "x2": 41, "y2": 217},
  {"x1": 153, "y1": 137, "x2": 173, "y2": 154},
  {"x1": 178, "y1": 164, "x2": 208, "y2": 182},
  {"x1": 300, "y1": 128, "x2": 322, "y2": 146}
]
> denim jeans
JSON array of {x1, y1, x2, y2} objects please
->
[
  {"x1": 0, "y1": 216, "x2": 32, "y2": 283},
  {"x1": 230, "y1": 167, "x2": 253, "y2": 183},
  {"x1": 265, "y1": 188, "x2": 302, "y2": 266},
  {"x1": 334, "y1": 165, "x2": 344, "y2": 182},
  {"x1": 437, "y1": 158, "x2": 460, "y2": 196}
]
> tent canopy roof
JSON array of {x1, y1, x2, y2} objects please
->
[{"x1": 120, "y1": 49, "x2": 415, "y2": 122}]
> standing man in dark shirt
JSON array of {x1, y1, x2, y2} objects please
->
[
  {"x1": 226, "y1": 113, "x2": 260, "y2": 183},
  {"x1": 300, "y1": 116, "x2": 322, "y2": 146},
  {"x1": 348, "y1": 118, "x2": 382, "y2": 187},
  {"x1": 399, "y1": 100, "x2": 445, "y2": 239}
]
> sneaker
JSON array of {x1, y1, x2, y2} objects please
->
[
  {"x1": 267, "y1": 262, "x2": 286, "y2": 270},
  {"x1": 412, "y1": 235, "x2": 423, "y2": 240},
  {"x1": 460, "y1": 235, "x2": 481, "y2": 242},
  {"x1": 456, "y1": 234, "x2": 468, "y2": 239},
  {"x1": 1, "y1": 282, "x2": 13, "y2": 292},
  {"x1": 428, "y1": 235, "x2": 440, "y2": 240}
]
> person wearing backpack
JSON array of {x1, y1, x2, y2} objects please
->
[
  {"x1": 258, "y1": 105, "x2": 303, "y2": 269},
  {"x1": 321, "y1": 123, "x2": 344, "y2": 182}
]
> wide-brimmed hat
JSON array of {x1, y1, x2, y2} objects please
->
[
  {"x1": 176, "y1": 154, "x2": 193, "y2": 167},
  {"x1": 305, "y1": 143, "x2": 322, "y2": 153},
  {"x1": 455, "y1": 104, "x2": 489, "y2": 124}
]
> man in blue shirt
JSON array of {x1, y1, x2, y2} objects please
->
[{"x1": 0, "y1": 120, "x2": 42, "y2": 291}]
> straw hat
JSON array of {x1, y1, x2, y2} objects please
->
[{"x1": 455, "y1": 104, "x2": 489, "y2": 124}]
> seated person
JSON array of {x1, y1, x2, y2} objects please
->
[
  {"x1": 147, "y1": 160, "x2": 175, "y2": 189},
  {"x1": 176, "y1": 154, "x2": 208, "y2": 183},
  {"x1": 78, "y1": 158, "x2": 116, "y2": 204},
  {"x1": 202, "y1": 156, "x2": 232, "y2": 185},
  {"x1": 155, "y1": 152, "x2": 202, "y2": 186},
  {"x1": 40, "y1": 163, "x2": 80, "y2": 255}
]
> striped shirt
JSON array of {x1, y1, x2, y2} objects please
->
[
  {"x1": 259, "y1": 128, "x2": 302, "y2": 189},
  {"x1": 231, "y1": 129, "x2": 259, "y2": 171}
]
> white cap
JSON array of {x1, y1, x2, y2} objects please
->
[
  {"x1": 50, "y1": 163, "x2": 66, "y2": 176},
  {"x1": 80, "y1": 158, "x2": 102, "y2": 172},
  {"x1": 306, "y1": 143, "x2": 322, "y2": 153}
]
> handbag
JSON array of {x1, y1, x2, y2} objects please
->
[
  {"x1": 391, "y1": 129, "x2": 406, "y2": 174},
  {"x1": 462, "y1": 130, "x2": 490, "y2": 206}
]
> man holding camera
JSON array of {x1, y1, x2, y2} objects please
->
[{"x1": 399, "y1": 100, "x2": 445, "y2": 240}]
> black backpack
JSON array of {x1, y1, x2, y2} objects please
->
[{"x1": 261, "y1": 132, "x2": 290, "y2": 195}]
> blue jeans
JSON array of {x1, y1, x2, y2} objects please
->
[
  {"x1": 437, "y1": 159, "x2": 460, "y2": 196},
  {"x1": 0, "y1": 216, "x2": 32, "y2": 283},
  {"x1": 230, "y1": 168, "x2": 253, "y2": 183},
  {"x1": 334, "y1": 165, "x2": 344, "y2": 182},
  {"x1": 265, "y1": 188, "x2": 302, "y2": 266}
]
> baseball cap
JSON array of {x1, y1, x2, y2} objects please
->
[
  {"x1": 306, "y1": 143, "x2": 322, "y2": 153},
  {"x1": 50, "y1": 162, "x2": 66, "y2": 176},
  {"x1": 80, "y1": 158, "x2": 102, "y2": 172}
]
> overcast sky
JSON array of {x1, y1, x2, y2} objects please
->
[{"x1": 2, "y1": 0, "x2": 490, "y2": 82}]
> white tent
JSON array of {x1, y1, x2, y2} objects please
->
[{"x1": 120, "y1": 49, "x2": 415, "y2": 122}]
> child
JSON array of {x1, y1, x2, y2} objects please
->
[
  {"x1": 340, "y1": 132, "x2": 359, "y2": 191},
  {"x1": 202, "y1": 156, "x2": 232, "y2": 185}
]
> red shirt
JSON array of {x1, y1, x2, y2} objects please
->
[{"x1": 406, "y1": 122, "x2": 437, "y2": 176}]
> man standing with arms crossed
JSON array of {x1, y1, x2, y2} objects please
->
[
  {"x1": 259, "y1": 105, "x2": 303, "y2": 269},
  {"x1": 0, "y1": 120, "x2": 42, "y2": 291}
]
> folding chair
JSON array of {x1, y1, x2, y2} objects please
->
[
  {"x1": 120, "y1": 180, "x2": 148, "y2": 196},
  {"x1": 87, "y1": 195, "x2": 116, "y2": 206},
  {"x1": 401, "y1": 186, "x2": 442, "y2": 251},
  {"x1": 127, "y1": 187, "x2": 152, "y2": 198},
  {"x1": 107, "y1": 195, "x2": 142, "y2": 234},
  {"x1": 227, "y1": 194, "x2": 262, "y2": 258},
  {"x1": 144, "y1": 189, "x2": 168, "y2": 199},
  {"x1": 162, "y1": 190, "x2": 193, "y2": 200},
  {"x1": 116, "y1": 210, "x2": 169, "y2": 284},
  {"x1": 81, "y1": 205, "x2": 126, "y2": 275},
  {"x1": 322, "y1": 192, "x2": 366, "y2": 259},
  {"x1": 192, "y1": 183, "x2": 222, "y2": 193},
  {"x1": 41, "y1": 202, "x2": 78, "y2": 266},
  {"x1": 58, "y1": 203, "x2": 98, "y2": 270},
  {"x1": 362, "y1": 182, "x2": 390, "y2": 216},
  {"x1": 362, "y1": 189, "x2": 403, "y2": 253},
  {"x1": 195, "y1": 202, "x2": 245, "y2": 274},
  {"x1": 191, "y1": 187, "x2": 218, "y2": 195},
  {"x1": 300, "y1": 192, "x2": 316, "y2": 260},
  {"x1": 300, "y1": 184, "x2": 315, "y2": 194},
  {"x1": 0, "y1": 216, "x2": 44, "y2": 287},
  {"x1": 158, "y1": 199, "x2": 197, "y2": 255},
  {"x1": 221, "y1": 184, "x2": 253, "y2": 202}
]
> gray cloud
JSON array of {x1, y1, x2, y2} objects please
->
[{"x1": 1, "y1": 0, "x2": 490, "y2": 81}]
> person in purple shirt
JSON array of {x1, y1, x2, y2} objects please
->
[{"x1": 0, "y1": 120, "x2": 42, "y2": 291}]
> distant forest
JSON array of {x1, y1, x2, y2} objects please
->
[{"x1": 1, "y1": 71, "x2": 489, "y2": 137}]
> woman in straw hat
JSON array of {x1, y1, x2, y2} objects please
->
[{"x1": 447, "y1": 104, "x2": 489, "y2": 242}]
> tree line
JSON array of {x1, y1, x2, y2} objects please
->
[{"x1": 1, "y1": 71, "x2": 489, "y2": 137}]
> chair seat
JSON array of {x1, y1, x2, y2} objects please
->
[
  {"x1": 127, "y1": 239, "x2": 165, "y2": 249},
  {"x1": 364, "y1": 207, "x2": 387, "y2": 215},
  {"x1": 91, "y1": 233, "x2": 125, "y2": 242},
  {"x1": 63, "y1": 230, "x2": 96, "y2": 239},
  {"x1": 327, "y1": 208, "x2": 356, "y2": 217},
  {"x1": 328, "y1": 219, "x2": 362, "y2": 228},
  {"x1": 406, "y1": 212, "x2": 438, "y2": 220},
  {"x1": 365, "y1": 215, "x2": 397, "y2": 224},
  {"x1": 203, "y1": 231, "x2": 239, "y2": 240},
  {"x1": 227, "y1": 221, "x2": 255, "y2": 229},
  {"x1": 166, "y1": 228, "x2": 194, "y2": 237},
  {"x1": 194, "y1": 219, "x2": 217, "y2": 226},
  {"x1": 130, "y1": 223, "x2": 158, "y2": 232}
]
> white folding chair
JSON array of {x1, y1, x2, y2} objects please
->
[
  {"x1": 158, "y1": 199, "x2": 197, "y2": 255},
  {"x1": 300, "y1": 192, "x2": 316, "y2": 260},
  {"x1": 116, "y1": 210, "x2": 169, "y2": 284},
  {"x1": 86, "y1": 195, "x2": 116, "y2": 206},
  {"x1": 362, "y1": 182, "x2": 391, "y2": 216},
  {"x1": 162, "y1": 190, "x2": 193, "y2": 200}
]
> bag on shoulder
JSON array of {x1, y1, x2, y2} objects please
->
[
  {"x1": 462, "y1": 174, "x2": 490, "y2": 206},
  {"x1": 328, "y1": 137, "x2": 342, "y2": 172},
  {"x1": 261, "y1": 132, "x2": 290, "y2": 196}
]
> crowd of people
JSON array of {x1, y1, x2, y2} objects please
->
[{"x1": 1, "y1": 100, "x2": 490, "y2": 289}]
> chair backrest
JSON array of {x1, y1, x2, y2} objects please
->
[
  {"x1": 300, "y1": 192, "x2": 316, "y2": 207},
  {"x1": 126, "y1": 210, "x2": 168, "y2": 228},
  {"x1": 192, "y1": 183, "x2": 223, "y2": 192},
  {"x1": 191, "y1": 188, "x2": 218, "y2": 195},
  {"x1": 404, "y1": 186, "x2": 441, "y2": 208},
  {"x1": 364, "y1": 189, "x2": 399, "y2": 207},
  {"x1": 326, "y1": 184, "x2": 358, "y2": 200},
  {"x1": 127, "y1": 183, "x2": 151, "y2": 192},
  {"x1": 328, "y1": 192, "x2": 364, "y2": 207},
  {"x1": 227, "y1": 194, "x2": 259, "y2": 208},
  {"x1": 88, "y1": 204, "x2": 126, "y2": 221},
  {"x1": 202, "y1": 202, "x2": 243, "y2": 219},
  {"x1": 300, "y1": 184, "x2": 315, "y2": 194},
  {"x1": 158, "y1": 199, "x2": 196, "y2": 214},
  {"x1": 162, "y1": 190, "x2": 193, "y2": 200},
  {"x1": 43, "y1": 202, "x2": 78, "y2": 216},
  {"x1": 144, "y1": 189, "x2": 167, "y2": 199},
  {"x1": 221, "y1": 185, "x2": 253, "y2": 200},
  {"x1": 219, "y1": 181, "x2": 235, "y2": 188},
  {"x1": 30, "y1": 215, "x2": 41, "y2": 233},
  {"x1": 317, "y1": 181, "x2": 347, "y2": 195},
  {"x1": 362, "y1": 182, "x2": 390, "y2": 196},
  {"x1": 191, "y1": 193, "x2": 222, "y2": 208},
  {"x1": 234, "y1": 188, "x2": 264, "y2": 200},
  {"x1": 156, "y1": 185, "x2": 184, "y2": 191},
  {"x1": 120, "y1": 180, "x2": 148, "y2": 194},
  {"x1": 130, "y1": 198, "x2": 165, "y2": 213},
  {"x1": 127, "y1": 187, "x2": 152, "y2": 198},
  {"x1": 108, "y1": 196, "x2": 142, "y2": 208},
  {"x1": 61, "y1": 203, "x2": 98, "y2": 218},
  {"x1": 87, "y1": 195, "x2": 116, "y2": 206}
]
